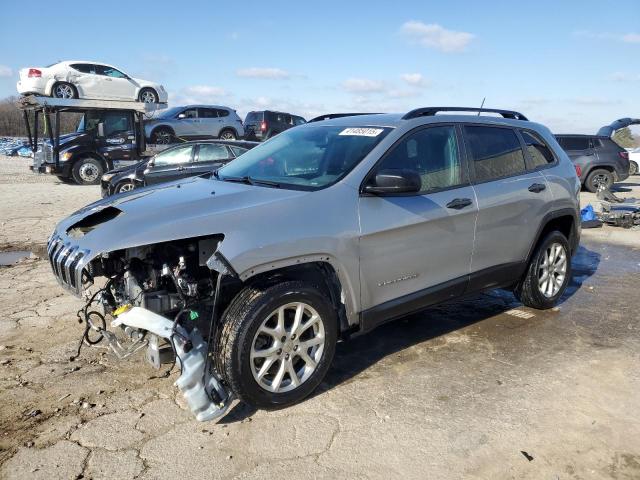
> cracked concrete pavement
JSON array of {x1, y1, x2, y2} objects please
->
[{"x1": 0, "y1": 156, "x2": 639, "y2": 479}]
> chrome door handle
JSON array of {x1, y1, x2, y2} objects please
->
[{"x1": 446, "y1": 198, "x2": 472, "y2": 209}]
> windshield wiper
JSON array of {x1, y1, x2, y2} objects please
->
[{"x1": 217, "y1": 175, "x2": 281, "y2": 188}]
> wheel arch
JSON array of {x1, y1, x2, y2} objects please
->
[
  {"x1": 219, "y1": 127, "x2": 239, "y2": 138},
  {"x1": 526, "y1": 209, "x2": 579, "y2": 265},
  {"x1": 150, "y1": 124, "x2": 175, "y2": 138},
  {"x1": 225, "y1": 257, "x2": 357, "y2": 337}
]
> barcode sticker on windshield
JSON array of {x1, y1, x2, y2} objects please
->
[{"x1": 339, "y1": 127, "x2": 384, "y2": 137}]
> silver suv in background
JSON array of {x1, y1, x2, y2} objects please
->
[
  {"x1": 46, "y1": 107, "x2": 580, "y2": 421},
  {"x1": 145, "y1": 105, "x2": 245, "y2": 144}
]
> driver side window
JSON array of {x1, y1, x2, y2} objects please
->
[
  {"x1": 154, "y1": 146, "x2": 193, "y2": 166},
  {"x1": 97, "y1": 65, "x2": 127, "y2": 78},
  {"x1": 375, "y1": 126, "x2": 466, "y2": 192}
]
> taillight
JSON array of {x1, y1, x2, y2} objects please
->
[
  {"x1": 260, "y1": 121, "x2": 267, "y2": 132},
  {"x1": 619, "y1": 151, "x2": 629, "y2": 160},
  {"x1": 28, "y1": 69, "x2": 42, "y2": 78},
  {"x1": 575, "y1": 165, "x2": 582, "y2": 177}
]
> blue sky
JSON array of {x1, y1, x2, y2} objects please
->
[{"x1": 0, "y1": 0, "x2": 638, "y2": 134}]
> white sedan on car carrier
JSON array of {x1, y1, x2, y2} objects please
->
[{"x1": 17, "y1": 61, "x2": 167, "y2": 103}]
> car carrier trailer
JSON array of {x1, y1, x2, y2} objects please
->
[{"x1": 17, "y1": 95, "x2": 166, "y2": 185}]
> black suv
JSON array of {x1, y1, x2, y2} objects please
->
[
  {"x1": 244, "y1": 110, "x2": 306, "y2": 141},
  {"x1": 555, "y1": 134, "x2": 630, "y2": 192}
]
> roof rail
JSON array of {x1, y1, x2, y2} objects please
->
[
  {"x1": 308, "y1": 112, "x2": 383, "y2": 123},
  {"x1": 402, "y1": 107, "x2": 528, "y2": 121}
]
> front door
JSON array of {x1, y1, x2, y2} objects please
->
[
  {"x1": 187, "y1": 143, "x2": 233, "y2": 177},
  {"x1": 173, "y1": 108, "x2": 200, "y2": 138},
  {"x1": 96, "y1": 65, "x2": 137, "y2": 100},
  {"x1": 358, "y1": 125, "x2": 477, "y2": 315},
  {"x1": 95, "y1": 111, "x2": 136, "y2": 163},
  {"x1": 143, "y1": 144, "x2": 194, "y2": 185}
]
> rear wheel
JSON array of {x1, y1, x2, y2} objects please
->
[
  {"x1": 216, "y1": 281, "x2": 337, "y2": 410},
  {"x1": 514, "y1": 231, "x2": 571, "y2": 309},
  {"x1": 52, "y1": 82, "x2": 77, "y2": 99},
  {"x1": 630, "y1": 161, "x2": 638, "y2": 176},
  {"x1": 585, "y1": 168, "x2": 614, "y2": 192},
  {"x1": 151, "y1": 127, "x2": 174, "y2": 144},
  {"x1": 219, "y1": 129, "x2": 237, "y2": 140},
  {"x1": 72, "y1": 158, "x2": 103, "y2": 185},
  {"x1": 138, "y1": 88, "x2": 158, "y2": 103}
]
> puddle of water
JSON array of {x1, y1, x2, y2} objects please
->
[{"x1": 0, "y1": 251, "x2": 34, "y2": 266}]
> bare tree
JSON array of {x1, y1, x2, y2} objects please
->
[{"x1": 0, "y1": 96, "x2": 81, "y2": 137}]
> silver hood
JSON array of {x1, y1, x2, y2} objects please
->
[{"x1": 52, "y1": 176, "x2": 308, "y2": 283}]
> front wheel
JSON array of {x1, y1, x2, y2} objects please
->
[
  {"x1": 150, "y1": 127, "x2": 173, "y2": 144},
  {"x1": 215, "y1": 281, "x2": 337, "y2": 410},
  {"x1": 115, "y1": 180, "x2": 136, "y2": 194},
  {"x1": 514, "y1": 231, "x2": 571, "y2": 309},
  {"x1": 71, "y1": 158, "x2": 103, "y2": 185},
  {"x1": 630, "y1": 161, "x2": 638, "y2": 176}
]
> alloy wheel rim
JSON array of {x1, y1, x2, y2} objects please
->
[
  {"x1": 593, "y1": 174, "x2": 610, "y2": 189},
  {"x1": 155, "y1": 132, "x2": 171, "y2": 144},
  {"x1": 538, "y1": 242, "x2": 567, "y2": 298},
  {"x1": 250, "y1": 302, "x2": 325, "y2": 393},
  {"x1": 221, "y1": 132, "x2": 235, "y2": 140},
  {"x1": 141, "y1": 91, "x2": 157, "y2": 103},
  {"x1": 56, "y1": 85, "x2": 74, "y2": 98},
  {"x1": 78, "y1": 164, "x2": 98, "y2": 183},
  {"x1": 118, "y1": 182, "x2": 134, "y2": 193}
]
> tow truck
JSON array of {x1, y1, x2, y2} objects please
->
[{"x1": 18, "y1": 96, "x2": 166, "y2": 185}]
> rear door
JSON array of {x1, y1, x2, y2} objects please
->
[
  {"x1": 143, "y1": 144, "x2": 194, "y2": 185},
  {"x1": 197, "y1": 108, "x2": 222, "y2": 138},
  {"x1": 187, "y1": 143, "x2": 234, "y2": 177},
  {"x1": 67, "y1": 63, "x2": 102, "y2": 97},
  {"x1": 463, "y1": 125, "x2": 553, "y2": 289},
  {"x1": 358, "y1": 124, "x2": 477, "y2": 313}
]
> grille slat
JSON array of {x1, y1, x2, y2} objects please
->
[{"x1": 47, "y1": 234, "x2": 90, "y2": 296}]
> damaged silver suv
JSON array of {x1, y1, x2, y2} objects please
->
[{"x1": 47, "y1": 107, "x2": 581, "y2": 421}]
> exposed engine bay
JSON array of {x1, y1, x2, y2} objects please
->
[{"x1": 75, "y1": 235, "x2": 235, "y2": 421}]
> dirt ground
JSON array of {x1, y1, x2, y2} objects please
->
[{"x1": 0, "y1": 156, "x2": 639, "y2": 480}]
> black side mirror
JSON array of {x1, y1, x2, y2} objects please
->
[{"x1": 364, "y1": 168, "x2": 421, "y2": 195}]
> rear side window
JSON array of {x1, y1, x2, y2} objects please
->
[
  {"x1": 558, "y1": 136, "x2": 589, "y2": 150},
  {"x1": 375, "y1": 125, "x2": 465, "y2": 192},
  {"x1": 245, "y1": 112, "x2": 263, "y2": 124},
  {"x1": 217, "y1": 109, "x2": 230, "y2": 118},
  {"x1": 197, "y1": 144, "x2": 230, "y2": 162},
  {"x1": 520, "y1": 130, "x2": 555, "y2": 169},
  {"x1": 198, "y1": 108, "x2": 218, "y2": 118},
  {"x1": 464, "y1": 126, "x2": 527, "y2": 181},
  {"x1": 70, "y1": 63, "x2": 97, "y2": 74}
]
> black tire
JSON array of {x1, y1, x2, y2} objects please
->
[
  {"x1": 219, "y1": 129, "x2": 237, "y2": 141},
  {"x1": 150, "y1": 127, "x2": 174, "y2": 145},
  {"x1": 52, "y1": 82, "x2": 77, "y2": 99},
  {"x1": 630, "y1": 161, "x2": 638, "y2": 176},
  {"x1": 55, "y1": 175, "x2": 75, "y2": 184},
  {"x1": 215, "y1": 281, "x2": 338, "y2": 410},
  {"x1": 585, "y1": 168, "x2": 614, "y2": 193},
  {"x1": 71, "y1": 158, "x2": 103, "y2": 185},
  {"x1": 514, "y1": 231, "x2": 572, "y2": 310},
  {"x1": 115, "y1": 180, "x2": 136, "y2": 194},
  {"x1": 138, "y1": 88, "x2": 159, "y2": 104}
]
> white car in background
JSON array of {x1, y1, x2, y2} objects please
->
[
  {"x1": 17, "y1": 61, "x2": 167, "y2": 103},
  {"x1": 627, "y1": 148, "x2": 639, "y2": 175}
]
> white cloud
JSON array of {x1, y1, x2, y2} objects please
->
[
  {"x1": 623, "y1": 33, "x2": 640, "y2": 43},
  {"x1": 236, "y1": 67, "x2": 290, "y2": 79},
  {"x1": 0, "y1": 65, "x2": 13, "y2": 77},
  {"x1": 400, "y1": 73, "x2": 429, "y2": 87},
  {"x1": 342, "y1": 77, "x2": 386, "y2": 93},
  {"x1": 574, "y1": 30, "x2": 640, "y2": 44},
  {"x1": 170, "y1": 85, "x2": 228, "y2": 105},
  {"x1": 400, "y1": 21, "x2": 475, "y2": 53}
]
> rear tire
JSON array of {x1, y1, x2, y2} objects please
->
[
  {"x1": 585, "y1": 168, "x2": 614, "y2": 192},
  {"x1": 150, "y1": 127, "x2": 174, "y2": 144},
  {"x1": 219, "y1": 129, "x2": 237, "y2": 141},
  {"x1": 52, "y1": 82, "x2": 77, "y2": 99},
  {"x1": 514, "y1": 231, "x2": 571, "y2": 310},
  {"x1": 630, "y1": 161, "x2": 638, "y2": 176},
  {"x1": 71, "y1": 158, "x2": 103, "y2": 185},
  {"x1": 138, "y1": 88, "x2": 158, "y2": 103},
  {"x1": 215, "y1": 281, "x2": 337, "y2": 410}
]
